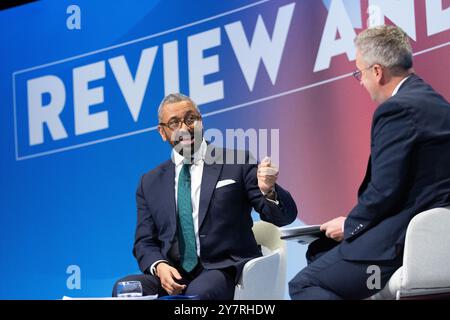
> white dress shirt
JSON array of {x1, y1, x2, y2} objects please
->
[
  {"x1": 150, "y1": 139, "x2": 206, "y2": 275},
  {"x1": 392, "y1": 75, "x2": 410, "y2": 97},
  {"x1": 172, "y1": 139, "x2": 207, "y2": 257}
]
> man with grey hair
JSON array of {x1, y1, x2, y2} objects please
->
[
  {"x1": 289, "y1": 25, "x2": 450, "y2": 299},
  {"x1": 113, "y1": 93, "x2": 297, "y2": 299}
]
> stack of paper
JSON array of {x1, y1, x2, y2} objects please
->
[{"x1": 279, "y1": 225, "x2": 323, "y2": 244}]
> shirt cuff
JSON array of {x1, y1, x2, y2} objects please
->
[
  {"x1": 265, "y1": 197, "x2": 280, "y2": 206},
  {"x1": 150, "y1": 260, "x2": 168, "y2": 276},
  {"x1": 261, "y1": 187, "x2": 279, "y2": 205}
]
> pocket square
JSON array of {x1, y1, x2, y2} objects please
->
[{"x1": 215, "y1": 179, "x2": 236, "y2": 189}]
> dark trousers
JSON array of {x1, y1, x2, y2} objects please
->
[
  {"x1": 288, "y1": 237, "x2": 402, "y2": 300},
  {"x1": 112, "y1": 264, "x2": 236, "y2": 300}
]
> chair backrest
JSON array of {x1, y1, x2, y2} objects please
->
[
  {"x1": 252, "y1": 220, "x2": 285, "y2": 251},
  {"x1": 254, "y1": 221, "x2": 287, "y2": 299},
  {"x1": 401, "y1": 206, "x2": 450, "y2": 294},
  {"x1": 234, "y1": 220, "x2": 287, "y2": 300},
  {"x1": 369, "y1": 206, "x2": 450, "y2": 300}
]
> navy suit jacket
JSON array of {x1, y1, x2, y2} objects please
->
[
  {"x1": 341, "y1": 74, "x2": 450, "y2": 261},
  {"x1": 133, "y1": 146, "x2": 297, "y2": 279}
]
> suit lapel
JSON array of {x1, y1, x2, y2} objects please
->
[
  {"x1": 198, "y1": 145, "x2": 223, "y2": 228},
  {"x1": 160, "y1": 161, "x2": 177, "y2": 229}
]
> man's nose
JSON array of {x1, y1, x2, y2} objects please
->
[
  {"x1": 180, "y1": 121, "x2": 190, "y2": 130},
  {"x1": 176, "y1": 127, "x2": 191, "y2": 137}
]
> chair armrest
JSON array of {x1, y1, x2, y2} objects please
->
[{"x1": 234, "y1": 249, "x2": 281, "y2": 300}]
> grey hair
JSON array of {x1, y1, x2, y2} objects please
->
[
  {"x1": 157, "y1": 93, "x2": 199, "y2": 122},
  {"x1": 354, "y1": 25, "x2": 413, "y2": 74}
]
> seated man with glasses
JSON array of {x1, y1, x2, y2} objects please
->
[
  {"x1": 289, "y1": 25, "x2": 450, "y2": 300},
  {"x1": 112, "y1": 93, "x2": 298, "y2": 299}
]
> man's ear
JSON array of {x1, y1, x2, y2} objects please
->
[
  {"x1": 373, "y1": 64, "x2": 384, "y2": 84},
  {"x1": 158, "y1": 126, "x2": 168, "y2": 142}
]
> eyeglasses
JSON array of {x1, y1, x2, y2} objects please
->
[
  {"x1": 352, "y1": 65, "x2": 375, "y2": 81},
  {"x1": 159, "y1": 112, "x2": 202, "y2": 131}
]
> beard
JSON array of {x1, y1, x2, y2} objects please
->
[{"x1": 171, "y1": 125, "x2": 203, "y2": 161}]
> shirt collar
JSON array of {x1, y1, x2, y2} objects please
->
[
  {"x1": 172, "y1": 138, "x2": 207, "y2": 167},
  {"x1": 391, "y1": 75, "x2": 410, "y2": 97}
]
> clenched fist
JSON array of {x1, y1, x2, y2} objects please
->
[{"x1": 257, "y1": 157, "x2": 279, "y2": 194}]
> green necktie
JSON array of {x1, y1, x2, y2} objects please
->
[{"x1": 177, "y1": 163, "x2": 198, "y2": 272}]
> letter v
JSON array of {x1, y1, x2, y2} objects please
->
[{"x1": 109, "y1": 46, "x2": 158, "y2": 122}]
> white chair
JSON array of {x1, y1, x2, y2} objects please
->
[
  {"x1": 371, "y1": 207, "x2": 450, "y2": 300},
  {"x1": 234, "y1": 220, "x2": 287, "y2": 300}
]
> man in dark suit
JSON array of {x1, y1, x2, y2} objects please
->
[
  {"x1": 289, "y1": 25, "x2": 450, "y2": 300},
  {"x1": 113, "y1": 93, "x2": 297, "y2": 299}
]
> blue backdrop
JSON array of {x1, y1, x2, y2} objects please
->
[
  {"x1": 1, "y1": 0, "x2": 299, "y2": 299},
  {"x1": 1, "y1": 0, "x2": 449, "y2": 299}
]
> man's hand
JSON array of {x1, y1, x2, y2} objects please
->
[
  {"x1": 320, "y1": 216, "x2": 346, "y2": 242},
  {"x1": 257, "y1": 157, "x2": 279, "y2": 194},
  {"x1": 156, "y1": 263, "x2": 186, "y2": 295}
]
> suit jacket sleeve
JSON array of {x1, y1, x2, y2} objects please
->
[
  {"x1": 242, "y1": 152, "x2": 298, "y2": 226},
  {"x1": 345, "y1": 101, "x2": 417, "y2": 239},
  {"x1": 133, "y1": 175, "x2": 165, "y2": 273}
]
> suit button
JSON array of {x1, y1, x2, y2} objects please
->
[{"x1": 359, "y1": 224, "x2": 363, "y2": 227}]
